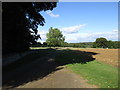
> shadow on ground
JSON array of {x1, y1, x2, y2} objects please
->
[
  {"x1": 55, "y1": 49, "x2": 98, "y2": 65},
  {"x1": 2, "y1": 48, "x2": 98, "y2": 89}
]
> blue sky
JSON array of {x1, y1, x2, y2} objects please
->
[{"x1": 38, "y1": 2, "x2": 118, "y2": 43}]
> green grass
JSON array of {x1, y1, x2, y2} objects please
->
[
  {"x1": 3, "y1": 49, "x2": 50, "y2": 72},
  {"x1": 55, "y1": 49, "x2": 118, "y2": 88},
  {"x1": 67, "y1": 61, "x2": 118, "y2": 88},
  {"x1": 30, "y1": 47, "x2": 50, "y2": 50}
]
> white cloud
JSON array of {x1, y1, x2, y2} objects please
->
[
  {"x1": 38, "y1": 30, "x2": 46, "y2": 35},
  {"x1": 64, "y1": 30, "x2": 118, "y2": 43},
  {"x1": 113, "y1": 29, "x2": 118, "y2": 32},
  {"x1": 46, "y1": 11, "x2": 59, "y2": 18},
  {"x1": 61, "y1": 24, "x2": 86, "y2": 33},
  {"x1": 37, "y1": 30, "x2": 47, "y2": 43},
  {"x1": 37, "y1": 29, "x2": 118, "y2": 43}
]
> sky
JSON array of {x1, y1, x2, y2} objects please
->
[{"x1": 37, "y1": 2, "x2": 118, "y2": 43}]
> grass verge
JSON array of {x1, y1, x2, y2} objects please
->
[
  {"x1": 67, "y1": 61, "x2": 118, "y2": 88},
  {"x1": 55, "y1": 49, "x2": 118, "y2": 88},
  {"x1": 30, "y1": 47, "x2": 50, "y2": 50}
]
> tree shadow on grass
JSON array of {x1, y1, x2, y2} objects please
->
[
  {"x1": 2, "y1": 48, "x2": 98, "y2": 89},
  {"x1": 55, "y1": 49, "x2": 98, "y2": 66}
]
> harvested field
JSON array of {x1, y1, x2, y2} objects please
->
[{"x1": 68, "y1": 48, "x2": 119, "y2": 67}]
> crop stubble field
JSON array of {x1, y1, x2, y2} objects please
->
[{"x1": 67, "y1": 48, "x2": 119, "y2": 67}]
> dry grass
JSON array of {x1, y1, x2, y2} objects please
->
[
  {"x1": 80, "y1": 49, "x2": 118, "y2": 67},
  {"x1": 66, "y1": 48, "x2": 119, "y2": 67}
]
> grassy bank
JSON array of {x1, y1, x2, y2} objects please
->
[{"x1": 55, "y1": 49, "x2": 118, "y2": 88}]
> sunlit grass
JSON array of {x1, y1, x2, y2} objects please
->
[
  {"x1": 67, "y1": 61, "x2": 118, "y2": 88},
  {"x1": 30, "y1": 47, "x2": 50, "y2": 50}
]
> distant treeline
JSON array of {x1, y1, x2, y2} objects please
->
[
  {"x1": 31, "y1": 42, "x2": 93, "y2": 48},
  {"x1": 31, "y1": 41, "x2": 120, "y2": 49},
  {"x1": 93, "y1": 41, "x2": 120, "y2": 49},
  {"x1": 62, "y1": 42, "x2": 93, "y2": 48}
]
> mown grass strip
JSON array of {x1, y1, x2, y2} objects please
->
[
  {"x1": 67, "y1": 61, "x2": 118, "y2": 88},
  {"x1": 55, "y1": 49, "x2": 118, "y2": 88}
]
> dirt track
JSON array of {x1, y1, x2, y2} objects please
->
[{"x1": 17, "y1": 67, "x2": 98, "y2": 88}]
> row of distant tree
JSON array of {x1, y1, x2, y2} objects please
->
[
  {"x1": 64, "y1": 38, "x2": 120, "y2": 49},
  {"x1": 32, "y1": 40, "x2": 120, "y2": 49},
  {"x1": 31, "y1": 27, "x2": 119, "y2": 49},
  {"x1": 92, "y1": 38, "x2": 120, "y2": 49}
]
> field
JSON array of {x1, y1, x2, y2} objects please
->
[
  {"x1": 31, "y1": 47, "x2": 119, "y2": 67},
  {"x1": 3, "y1": 47, "x2": 119, "y2": 88}
]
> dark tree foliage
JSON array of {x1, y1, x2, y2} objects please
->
[
  {"x1": 2, "y1": 2, "x2": 57, "y2": 54},
  {"x1": 42, "y1": 42, "x2": 48, "y2": 47},
  {"x1": 31, "y1": 42, "x2": 42, "y2": 47},
  {"x1": 107, "y1": 41, "x2": 120, "y2": 49},
  {"x1": 93, "y1": 37, "x2": 108, "y2": 48},
  {"x1": 61, "y1": 42, "x2": 93, "y2": 48}
]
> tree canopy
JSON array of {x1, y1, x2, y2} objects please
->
[
  {"x1": 2, "y1": 2, "x2": 57, "y2": 54},
  {"x1": 93, "y1": 37, "x2": 108, "y2": 48},
  {"x1": 46, "y1": 27, "x2": 65, "y2": 47}
]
